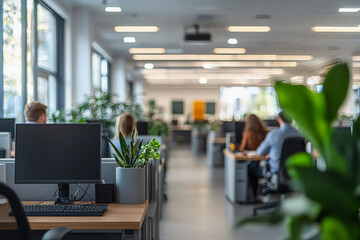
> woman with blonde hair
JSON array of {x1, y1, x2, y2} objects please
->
[
  {"x1": 239, "y1": 114, "x2": 268, "y2": 151},
  {"x1": 110, "y1": 113, "x2": 136, "y2": 154}
]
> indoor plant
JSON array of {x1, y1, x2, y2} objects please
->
[
  {"x1": 108, "y1": 129, "x2": 161, "y2": 204},
  {"x1": 237, "y1": 63, "x2": 360, "y2": 239}
]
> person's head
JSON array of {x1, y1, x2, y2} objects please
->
[
  {"x1": 24, "y1": 101, "x2": 47, "y2": 123},
  {"x1": 244, "y1": 114, "x2": 268, "y2": 136},
  {"x1": 114, "y1": 113, "x2": 136, "y2": 139},
  {"x1": 277, "y1": 111, "x2": 293, "y2": 126}
]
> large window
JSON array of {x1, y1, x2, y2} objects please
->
[
  {"x1": 0, "y1": 0, "x2": 64, "y2": 120},
  {"x1": 36, "y1": 2, "x2": 63, "y2": 111},
  {"x1": 220, "y1": 87, "x2": 279, "y2": 120},
  {"x1": 3, "y1": 0, "x2": 23, "y2": 120},
  {"x1": 92, "y1": 51, "x2": 110, "y2": 94}
]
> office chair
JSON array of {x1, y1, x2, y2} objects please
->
[
  {"x1": 0, "y1": 182, "x2": 71, "y2": 240},
  {"x1": 253, "y1": 137, "x2": 306, "y2": 216}
]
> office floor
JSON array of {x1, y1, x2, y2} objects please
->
[{"x1": 160, "y1": 144, "x2": 286, "y2": 240}]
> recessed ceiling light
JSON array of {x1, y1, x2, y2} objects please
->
[
  {"x1": 124, "y1": 37, "x2": 136, "y2": 43},
  {"x1": 144, "y1": 63, "x2": 154, "y2": 69},
  {"x1": 199, "y1": 78, "x2": 208, "y2": 84},
  {"x1": 213, "y1": 48, "x2": 246, "y2": 54},
  {"x1": 105, "y1": 7, "x2": 121, "y2": 12},
  {"x1": 312, "y1": 26, "x2": 360, "y2": 32},
  {"x1": 228, "y1": 38, "x2": 238, "y2": 44},
  {"x1": 129, "y1": 48, "x2": 166, "y2": 54},
  {"x1": 339, "y1": 8, "x2": 360, "y2": 12},
  {"x1": 227, "y1": 26, "x2": 271, "y2": 32},
  {"x1": 202, "y1": 63, "x2": 212, "y2": 69},
  {"x1": 114, "y1": 26, "x2": 159, "y2": 32}
]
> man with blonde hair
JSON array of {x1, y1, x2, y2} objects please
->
[{"x1": 24, "y1": 101, "x2": 47, "y2": 124}]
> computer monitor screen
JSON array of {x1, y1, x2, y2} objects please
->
[
  {"x1": 136, "y1": 121, "x2": 149, "y2": 135},
  {"x1": 0, "y1": 132, "x2": 11, "y2": 158},
  {"x1": 172, "y1": 101, "x2": 184, "y2": 115},
  {"x1": 234, "y1": 121, "x2": 245, "y2": 144},
  {"x1": 263, "y1": 119, "x2": 279, "y2": 127},
  {"x1": 206, "y1": 102, "x2": 216, "y2": 115},
  {"x1": 0, "y1": 118, "x2": 15, "y2": 140},
  {"x1": 15, "y1": 124, "x2": 101, "y2": 184},
  {"x1": 223, "y1": 121, "x2": 235, "y2": 133}
]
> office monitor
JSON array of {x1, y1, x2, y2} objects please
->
[
  {"x1": 0, "y1": 132, "x2": 11, "y2": 158},
  {"x1": 223, "y1": 121, "x2": 235, "y2": 133},
  {"x1": 0, "y1": 118, "x2": 15, "y2": 140},
  {"x1": 136, "y1": 121, "x2": 149, "y2": 135},
  {"x1": 263, "y1": 119, "x2": 279, "y2": 127},
  {"x1": 234, "y1": 121, "x2": 245, "y2": 144},
  {"x1": 15, "y1": 124, "x2": 101, "y2": 204}
]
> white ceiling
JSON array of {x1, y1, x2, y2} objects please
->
[{"x1": 61, "y1": 0, "x2": 360, "y2": 87}]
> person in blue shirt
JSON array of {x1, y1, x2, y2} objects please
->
[
  {"x1": 110, "y1": 113, "x2": 136, "y2": 155},
  {"x1": 249, "y1": 112, "x2": 301, "y2": 199}
]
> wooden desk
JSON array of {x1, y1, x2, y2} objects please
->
[
  {"x1": 0, "y1": 201, "x2": 148, "y2": 239},
  {"x1": 209, "y1": 137, "x2": 226, "y2": 144},
  {"x1": 224, "y1": 149, "x2": 266, "y2": 203},
  {"x1": 223, "y1": 149, "x2": 266, "y2": 161}
]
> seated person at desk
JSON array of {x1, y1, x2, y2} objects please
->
[
  {"x1": 24, "y1": 101, "x2": 47, "y2": 124},
  {"x1": 238, "y1": 114, "x2": 268, "y2": 151},
  {"x1": 110, "y1": 113, "x2": 136, "y2": 155},
  {"x1": 249, "y1": 112, "x2": 301, "y2": 199}
]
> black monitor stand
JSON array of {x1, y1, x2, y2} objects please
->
[{"x1": 55, "y1": 183, "x2": 72, "y2": 204}]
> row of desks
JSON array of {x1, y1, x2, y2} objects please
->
[{"x1": 0, "y1": 201, "x2": 148, "y2": 239}]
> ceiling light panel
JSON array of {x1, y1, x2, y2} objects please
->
[
  {"x1": 228, "y1": 26, "x2": 271, "y2": 32},
  {"x1": 105, "y1": 7, "x2": 121, "y2": 12},
  {"x1": 213, "y1": 48, "x2": 246, "y2": 54},
  {"x1": 133, "y1": 54, "x2": 312, "y2": 61},
  {"x1": 338, "y1": 8, "x2": 360, "y2": 12},
  {"x1": 141, "y1": 68, "x2": 284, "y2": 75},
  {"x1": 129, "y1": 48, "x2": 166, "y2": 54},
  {"x1": 136, "y1": 61, "x2": 298, "y2": 68},
  {"x1": 144, "y1": 73, "x2": 271, "y2": 80},
  {"x1": 312, "y1": 26, "x2": 360, "y2": 32},
  {"x1": 114, "y1": 26, "x2": 159, "y2": 32}
]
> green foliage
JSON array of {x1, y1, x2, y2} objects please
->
[
  {"x1": 149, "y1": 120, "x2": 170, "y2": 136},
  {"x1": 237, "y1": 63, "x2": 360, "y2": 239},
  {"x1": 108, "y1": 129, "x2": 161, "y2": 168},
  {"x1": 207, "y1": 120, "x2": 222, "y2": 131},
  {"x1": 49, "y1": 93, "x2": 144, "y2": 136},
  {"x1": 139, "y1": 138, "x2": 161, "y2": 164}
]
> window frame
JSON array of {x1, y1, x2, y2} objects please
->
[
  {"x1": 91, "y1": 49, "x2": 111, "y2": 94},
  {"x1": 0, "y1": 0, "x2": 65, "y2": 119}
]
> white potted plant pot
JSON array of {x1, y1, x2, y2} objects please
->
[{"x1": 115, "y1": 167, "x2": 145, "y2": 204}]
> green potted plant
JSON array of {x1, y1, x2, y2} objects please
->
[
  {"x1": 237, "y1": 63, "x2": 360, "y2": 239},
  {"x1": 108, "y1": 129, "x2": 161, "y2": 204}
]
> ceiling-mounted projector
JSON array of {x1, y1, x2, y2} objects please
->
[{"x1": 184, "y1": 24, "x2": 211, "y2": 44}]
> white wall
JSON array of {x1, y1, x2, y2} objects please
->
[
  {"x1": 111, "y1": 58, "x2": 128, "y2": 102},
  {"x1": 144, "y1": 86, "x2": 221, "y2": 123},
  {"x1": 71, "y1": 8, "x2": 92, "y2": 105}
]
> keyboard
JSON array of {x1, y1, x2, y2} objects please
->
[{"x1": 9, "y1": 204, "x2": 108, "y2": 216}]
